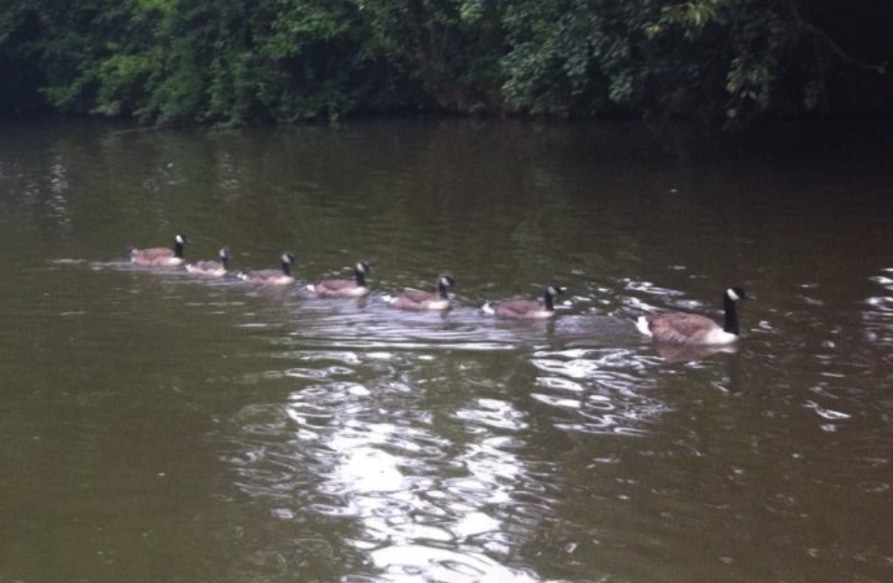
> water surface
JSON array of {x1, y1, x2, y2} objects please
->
[{"x1": 1, "y1": 118, "x2": 892, "y2": 582}]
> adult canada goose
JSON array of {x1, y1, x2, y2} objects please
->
[
  {"x1": 387, "y1": 275, "x2": 456, "y2": 310},
  {"x1": 482, "y1": 285, "x2": 566, "y2": 319},
  {"x1": 307, "y1": 261, "x2": 371, "y2": 298},
  {"x1": 129, "y1": 233, "x2": 188, "y2": 266},
  {"x1": 185, "y1": 247, "x2": 230, "y2": 277},
  {"x1": 237, "y1": 252, "x2": 296, "y2": 285},
  {"x1": 634, "y1": 287, "x2": 748, "y2": 346}
]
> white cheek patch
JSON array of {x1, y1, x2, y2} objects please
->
[
  {"x1": 634, "y1": 316, "x2": 654, "y2": 337},
  {"x1": 726, "y1": 288, "x2": 740, "y2": 302}
]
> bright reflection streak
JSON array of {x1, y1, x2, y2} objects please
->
[{"x1": 284, "y1": 384, "x2": 543, "y2": 581}]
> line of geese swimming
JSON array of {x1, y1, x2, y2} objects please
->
[{"x1": 129, "y1": 234, "x2": 749, "y2": 347}]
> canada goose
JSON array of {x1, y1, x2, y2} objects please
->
[
  {"x1": 185, "y1": 247, "x2": 230, "y2": 277},
  {"x1": 130, "y1": 234, "x2": 188, "y2": 266},
  {"x1": 634, "y1": 287, "x2": 748, "y2": 346},
  {"x1": 387, "y1": 275, "x2": 456, "y2": 310},
  {"x1": 237, "y1": 252, "x2": 296, "y2": 285},
  {"x1": 307, "y1": 261, "x2": 371, "y2": 298},
  {"x1": 482, "y1": 285, "x2": 566, "y2": 319}
]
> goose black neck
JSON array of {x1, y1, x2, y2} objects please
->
[
  {"x1": 354, "y1": 268, "x2": 367, "y2": 287},
  {"x1": 174, "y1": 241, "x2": 184, "y2": 259},
  {"x1": 723, "y1": 293, "x2": 739, "y2": 335},
  {"x1": 543, "y1": 290, "x2": 556, "y2": 311},
  {"x1": 280, "y1": 260, "x2": 292, "y2": 276},
  {"x1": 437, "y1": 282, "x2": 449, "y2": 300}
]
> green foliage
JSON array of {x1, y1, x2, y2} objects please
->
[
  {"x1": 502, "y1": 0, "x2": 656, "y2": 115},
  {"x1": 644, "y1": 0, "x2": 804, "y2": 123},
  {"x1": 646, "y1": 0, "x2": 724, "y2": 40},
  {"x1": 0, "y1": 0, "x2": 44, "y2": 113},
  {"x1": 0, "y1": 0, "x2": 889, "y2": 124},
  {"x1": 359, "y1": 0, "x2": 506, "y2": 111}
]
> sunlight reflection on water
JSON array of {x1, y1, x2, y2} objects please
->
[{"x1": 864, "y1": 269, "x2": 893, "y2": 350}]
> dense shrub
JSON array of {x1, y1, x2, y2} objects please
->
[{"x1": 1, "y1": 0, "x2": 889, "y2": 125}]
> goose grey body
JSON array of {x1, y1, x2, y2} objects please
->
[
  {"x1": 482, "y1": 285, "x2": 566, "y2": 319},
  {"x1": 186, "y1": 247, "x2": 230, "y2": 277},
  {"x1": 389, "y1": 275, "x2": 455, "y2": 310},
  {"x1": 130, "y1": 234, "x2": 188, "y2": 266},
  {"x1": 307, "y1": 261, "x2": 371, "y2": 298},
  {"x1": 635, "y1": 287, "x2": 747, "y2": 346},
  {"x1": 237, "y1": 253, "x2": 296, "y2": 285}
]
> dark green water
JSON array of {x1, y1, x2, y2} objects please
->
[{"x1": 1, "y1": 118, "x2": 892, "y2": 582}]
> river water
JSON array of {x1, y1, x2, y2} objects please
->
[{"x1": 1, "y1": 118, "x2": 892, "y2": 582}]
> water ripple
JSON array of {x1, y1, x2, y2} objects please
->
[
  {"x1": 529, "y1": 347, "x2": 666, "y2": 435},
  {"x1": 369, "y1": 544, "x2": 541, "y2": 582}
]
